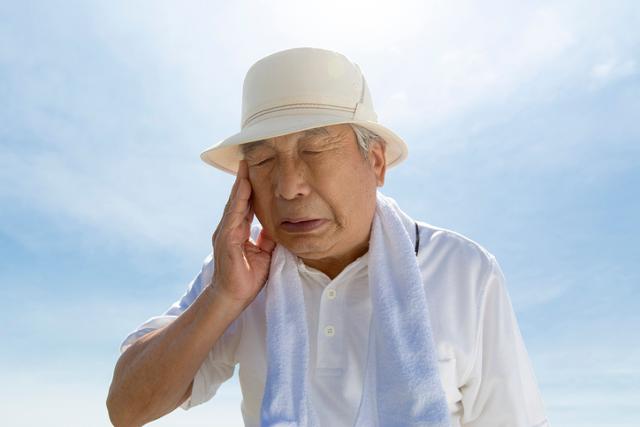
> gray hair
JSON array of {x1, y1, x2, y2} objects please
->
[{"x1": 349, "y1": 123, "x2": 386, "y2": 159}]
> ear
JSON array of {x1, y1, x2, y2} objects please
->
[{"x1": 368, "y1": 140, "x2": 386, "y2": 187}]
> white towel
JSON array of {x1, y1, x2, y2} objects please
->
[{"x1": 260, "y1": 191, "x2": 451, "y2": 427}]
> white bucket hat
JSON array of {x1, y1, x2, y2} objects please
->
[{"x1": 200, "y1": 47, "x2": 408, "y2": 174}]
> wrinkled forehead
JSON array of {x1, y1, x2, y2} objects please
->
[{"x1": 240, "y1": 126, "x2": 346, "y2": 157}]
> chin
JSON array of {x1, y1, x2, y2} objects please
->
[{"x1": 278, "y1": 235, "x2": 334, "y2": 259}]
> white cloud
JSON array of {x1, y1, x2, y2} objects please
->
[
  {"x1": 0, "y1": 145, "x2": 223, "y2": 258},
  {"x1": 510, "y1": 273, "x2": 575, "y2": 310},
  {"x1": 591, "y1": 58, "x2": 637, "y2": 83},
  {"x1": 2, "y1": 0, "x2": 638, "y2": 256}
]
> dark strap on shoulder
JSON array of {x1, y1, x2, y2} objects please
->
[{"x1": 414, "y1": 221, "x2": 420, "y2": 256}]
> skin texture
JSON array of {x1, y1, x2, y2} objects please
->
[
  {"x1": 243, "y1": 123, "x2": 386, "y2": 279},
  {"x1": 211, "y1": 157, "x2": 277, "y2": 305},
  {"x1": 106, "y1": 123, "x2": 386, "y2": 426}
]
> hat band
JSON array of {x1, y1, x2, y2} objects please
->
[{"x1": 242, "y1": 102, "x2": 356, "y2": 128}]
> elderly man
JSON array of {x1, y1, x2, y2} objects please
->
[{"x1": 107, "y1": 47, "x2": 549, "y2": 427}]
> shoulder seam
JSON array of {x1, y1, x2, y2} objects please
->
[{"x1": 415, "y1": 221, "x2": 497, "y2": 261}]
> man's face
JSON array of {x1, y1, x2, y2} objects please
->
[{"x1": 243, "y1": 124, "x2": 386, "y2": 264}]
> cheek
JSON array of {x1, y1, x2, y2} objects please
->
[{"x1": 313, "y1": 158, "x2": 375, "y2": 224}]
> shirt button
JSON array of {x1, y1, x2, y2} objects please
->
[
  {"x1": 327, "y1": 289, "x2": 337, "y2": 300},
  {"x1": 324, "y1": 325, "x2": 335, "y2": 337}
]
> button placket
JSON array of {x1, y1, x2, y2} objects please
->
[
  {"x1": 322, "y1": 286, "x2": 338, "y2": 337},
  {"x1": 324, "y1": 325, "x2": 335, "y2": 337},
  {"x1": 316, "y1": 283, "x2": 345, "y2": 373}
]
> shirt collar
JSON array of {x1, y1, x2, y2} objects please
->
[{"x1": 296, "y1": 251, "x2": 370, "y2": 285}]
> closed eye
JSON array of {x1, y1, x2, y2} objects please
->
[{"x1": 252, "y1": 157, "x2": 274, "y2": 167}]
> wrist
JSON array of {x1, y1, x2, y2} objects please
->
[{"x1": 204, "y1": 282, "x2": 250, "y2": 314}]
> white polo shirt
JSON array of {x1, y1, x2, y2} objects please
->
[{"x1": 121, "y1": 222, "x2": 550, "y2": 427}]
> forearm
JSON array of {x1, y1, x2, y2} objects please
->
[{"x1": 106, "y1": 284, "x2": 245, "y2": 427}]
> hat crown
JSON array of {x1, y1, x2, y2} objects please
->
[
  {"x1": 241, "y1": 47, "x2": 377, "y2": 128},
  {"x1": 199, "y1": 47, "x2": 408, "y2": 174}
]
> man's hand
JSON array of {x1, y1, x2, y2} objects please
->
[
  {"x1": 211, "y1": 159, "x2": 276, "y2": 306},
  {"x1": 107, "y1": 168, "x2": 270, "y2": 426}
]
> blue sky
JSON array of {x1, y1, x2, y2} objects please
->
[{"x1": 1, "y1": 1, "x2": 638, "y2": 425}]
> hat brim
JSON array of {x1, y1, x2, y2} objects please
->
[{"x1": 200, "y1": 112, "x2": 408, "y2": 174}]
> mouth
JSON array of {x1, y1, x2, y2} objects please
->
[{"x1": 279, "y1": 218, "x2": 328, "y2": 233}]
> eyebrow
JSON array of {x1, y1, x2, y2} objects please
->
[{"x1": 241, "y1": 127, "x2": 331, "y2": 157}]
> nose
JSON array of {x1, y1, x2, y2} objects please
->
[{"x1": 274, "y1": 157, "x2": 310, "y2": 200}]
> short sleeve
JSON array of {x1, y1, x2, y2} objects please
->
[
  {"x1": 119, "y1": 252, "x2": 216, "y2": 353},
  {"x1": 118, "y1": 251, "x2": 242, "y2": 411},
  {"x1": 460, "y1": 256, "x2": 550, "y2": 427}
]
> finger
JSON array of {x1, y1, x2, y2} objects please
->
[
  {"x1": 225, "y1": 177, "x2": 252, "y2": 228},
  {"x1": 244, "y1": 204, "x2": 255, "y2": 224},
  {"x1": 239, "y1": 205, "x2": 254, "y2": 237},
  {"x1": 227, "y1": 161, "x2": 252, "y2": 215},
  {"x1": 223, "y1": 177, "x2": 254, "y2": 248},
  {"x1": 222, "y1": 164, "x2": 243, "y2": 216},
  {"x1": 256, "y1": 228, "x2": 276, "y2": 253},
  {"x1": 237, "y1": 158, "x2": 249, "y2": 179}
]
